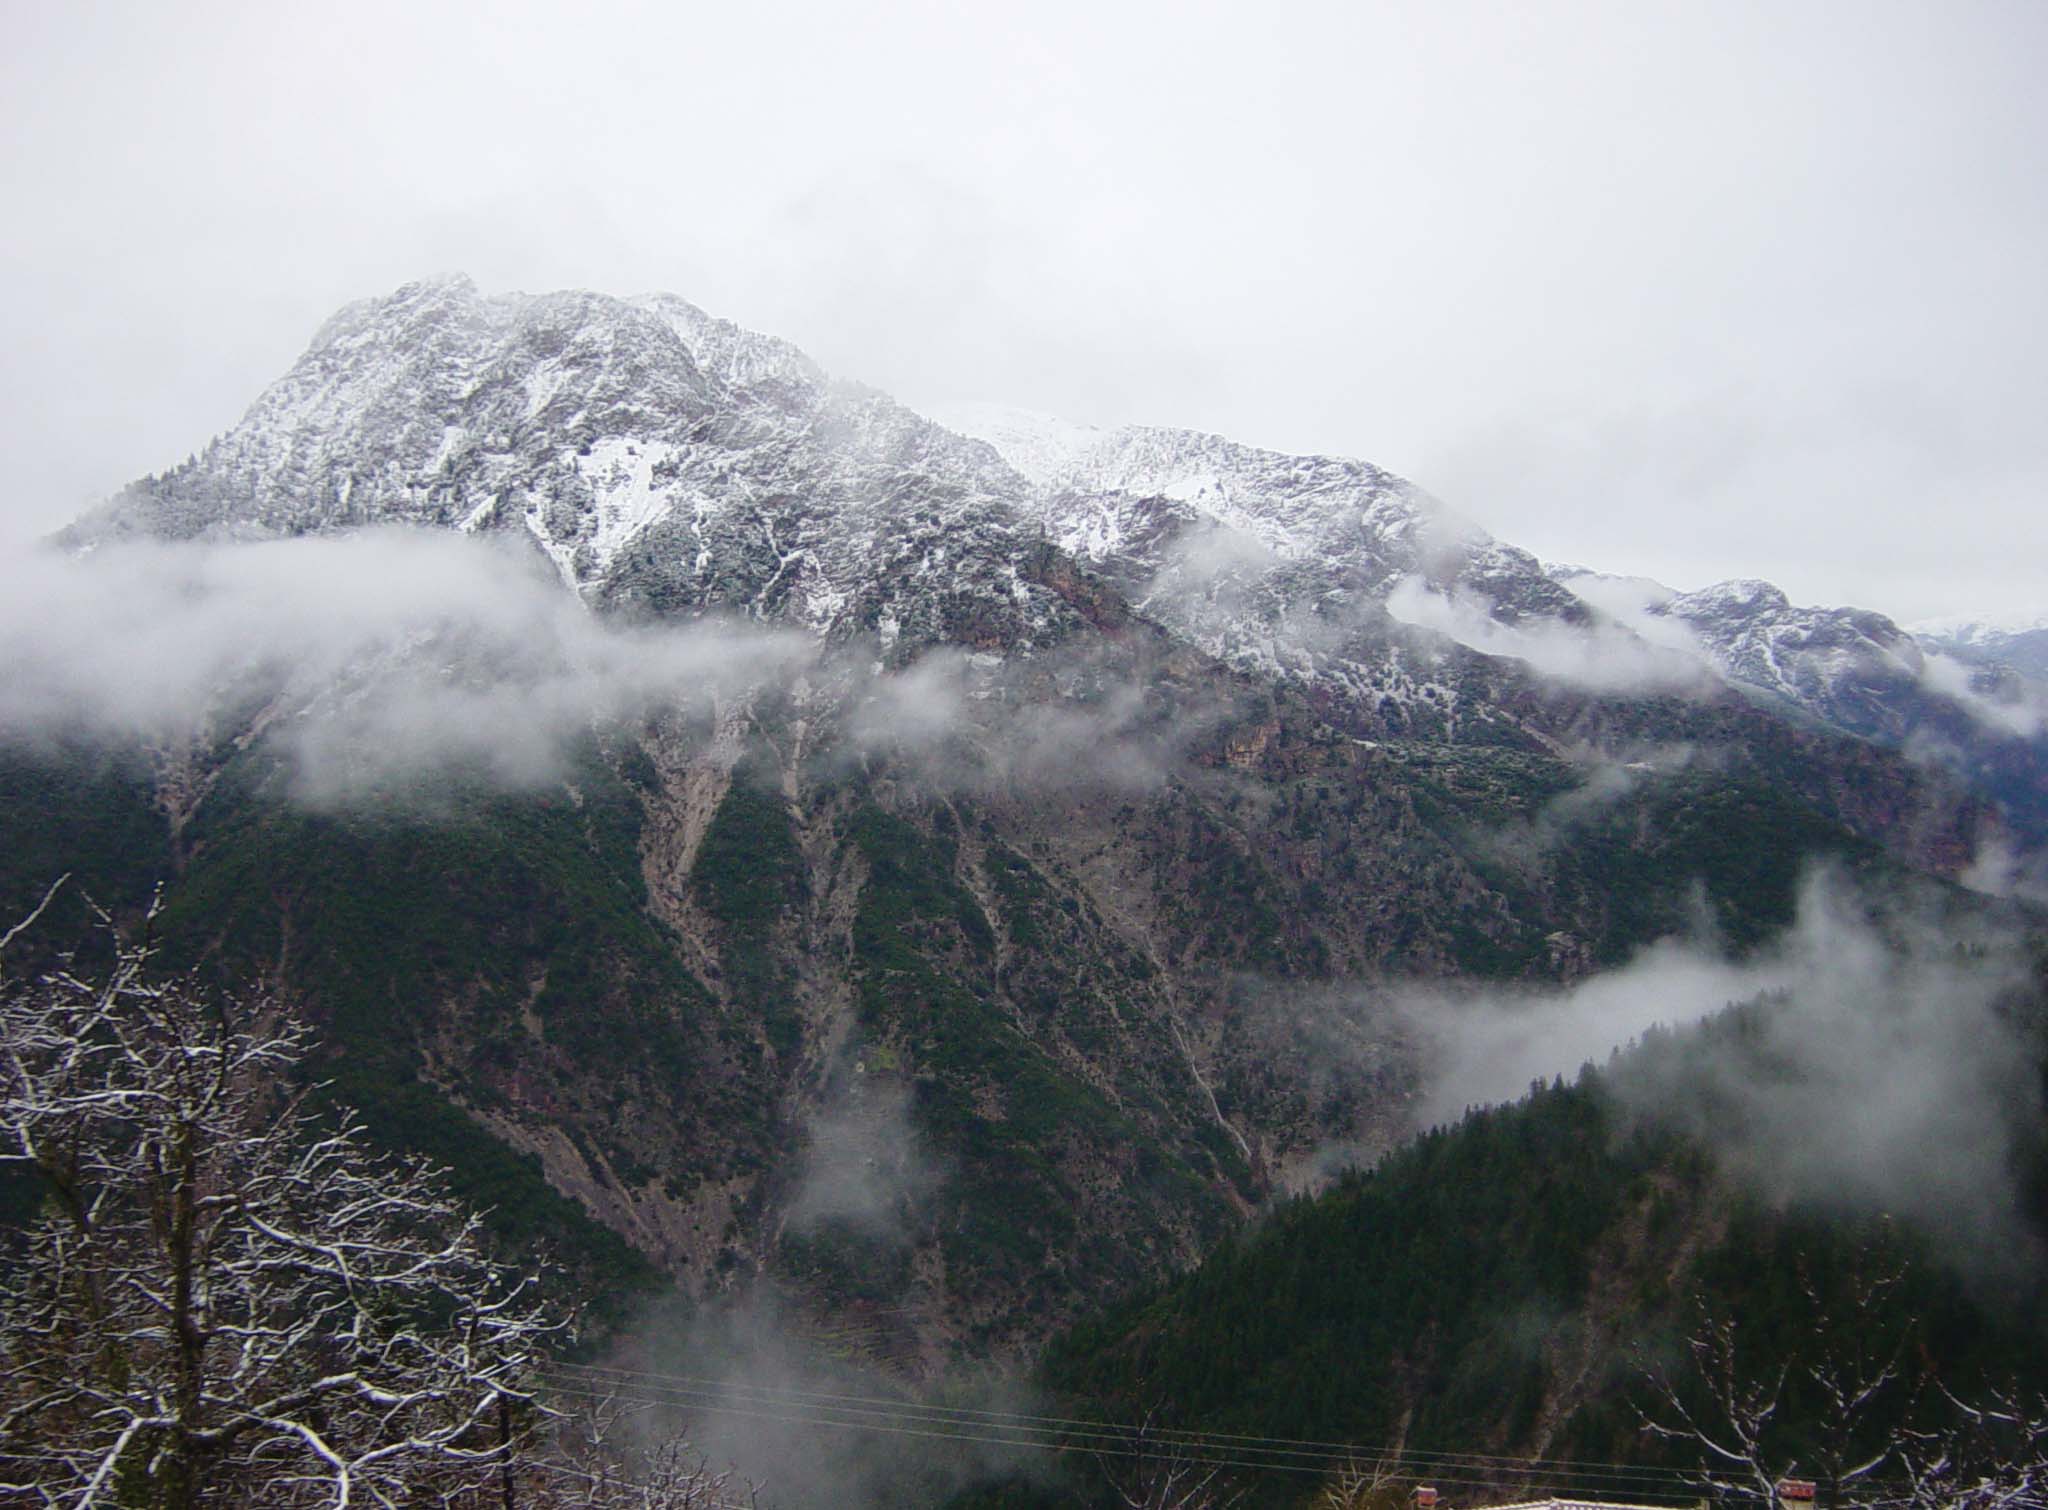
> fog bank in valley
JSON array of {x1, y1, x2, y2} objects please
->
[{"x1": 1394, "y1": 869, "x2": 2044, "y2": 1261}]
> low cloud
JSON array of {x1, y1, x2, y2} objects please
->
[
  {"x1": 1394, "y1": 869, "x2": 2043, "y2": 1259},
  {"x1": 1959, "y1": 833, "x2": 2048, "y2": 906},
  {"x1": 843, "y1": 641, "x2": 1239, "y2": 795},
  {"x1": 1138, "y1": 519, "x2": 1282, "y2": 607},
  {"x1": 1396, "y1": 927, "x2": 1757, "y2": 1127},
  {"x1": 1386, "y1": 575, "x2": 1714, "y2": 694},
  {"x1": 0, "y1": 529, "x2": 1269, "y2": 810},
  {"x1": 782, "y1": 1073, "x2": 939, "y2": 1246},
  {"x1": 597, "y1": 1288, "x2": 1048, "y2": 1510},
  {"x1": 1917, "y1": 648, "x2": 2048, "y2": 740},
  {"x1": 0, "y1": 529, "x2": 807, "y2": 801}
]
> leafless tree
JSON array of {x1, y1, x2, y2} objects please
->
[
  {"x1": 1797, "y1": 1260, "x2": 1915, "y2": 1508},
  {"x1": 1314, "y1": 1454, "x2": 1411, "y2": 1510},
  {"x1": 1639, "y1": 1299, "x2": 1801, "y2": 1506},
  {"x1": 1899, "y1": 1384, "x2": 2048, "y2": 1510},
  {"x1": 1095, "y1": 1406, "x2": 1247, "y2": 1510},
  {"x1": 0, "y1": 885, "x2": 561, "y2": 1507},
  {"x1": 535, "y1": 1392, "x2": 758, "y2": 1509},
  {"x1": 1639, "y1": 1249, "x2": 2048, "y2": 1510},
  {"x1": 1639, "y1": 1260, "x2": 1913, "y2": 1509}
]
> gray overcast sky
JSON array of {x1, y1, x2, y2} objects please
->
[{"x1": 3, "y1": 0, "x2": 2044, "y2": 622}]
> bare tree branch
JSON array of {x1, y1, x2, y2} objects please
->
[
  {"x1": 1639, "y1": 1299, "x2": 1793, "y2": 1506},
  {"x1": 1095, "y1": 1403, "x2": 1247, "y2": 1510},
  {"x1": 0, "y1": 896, "x2": 562, "y2": 1506},
  {"x1": 0, "y1": 874, "x2": 69, "y2": 959}
]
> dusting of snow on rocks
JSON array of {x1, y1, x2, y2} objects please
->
[
  {"x1": 65, "y1": 274, "x2": 2048, "y2": 760},
  {"x1": 934, "y1": 400, "x2": 1589, "y2": 721},
  {"x1": 71, "y1": 277, "x2": 1064, "y2": 651}
]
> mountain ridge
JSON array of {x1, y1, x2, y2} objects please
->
[{"x1": 68, "y1": 275, "x2": 2042, "y2": 766}]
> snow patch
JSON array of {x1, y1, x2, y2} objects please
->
[
  {"x1": 574, "y1": 437, "x2": 678, "y2": 566},
  {"x1": 429, "y1": 425, "x2": 467, "y2": 473}
]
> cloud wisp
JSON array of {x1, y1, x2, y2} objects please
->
[
  {"x1": 781, "y1": 1073, "x2": 939, "y2": 1248},
  {"x1": 1917, "y1": 648, "x2": 2048, "y2": 741},
  {"x1": 597, "y1": 1288, "x2": 1048, "y2": 1510},
  {"x1": 1392, "y1": 869, "x2": 2043, "y2": 1260},
  {"x1": 1385, "y1": 575, "x2": 1716, "y2": 694},
  {"x1": 0, "y1": 528, "x2": 808, "y2": 801},
  {"x1": 0, "y1": 525, "x2": 1281, "y2": 814}
]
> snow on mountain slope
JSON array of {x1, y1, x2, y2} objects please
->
[
  {"x1": 932, "y1": 401, "x2": 1597, "y2": 728},
  {"x1": 923, "y1": 403, "x2": 1109, "y2": 488},
  {"x1": 77, "y1": 285, "x2": 1596, "y2": 737},
  {"x1": 1657, "y1": 579, "x2": 1931, "y2": 738},
  {"x1": 64, "y1": 275, "x2": 2048, "y2": 771},
  {"x1": 937, "y1": 401, "x2": 1487, "y2": 575},
  {"x1": 1549, "y1": 566, "x2": 2048, "y2": 756},
  {"x1": 71, "y1": 277, "x2": 1062, "y2": 649}
]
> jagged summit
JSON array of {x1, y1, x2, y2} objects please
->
[
  {"x1": 933, "y1": 398, "x2": 1587, "y2": 729},
  {"x1": 66, "y1": 277, "x2": 1644, "y2": 690},
  {"x1": 936, "y1": 398, "x2": 1485, "y2": 571},
  {"x1": 71, "y1": 277, "x2": 1064, "y2": 647},
  {"x1": 72, "y1": 277, "x2": 1577, "y2": 720}
]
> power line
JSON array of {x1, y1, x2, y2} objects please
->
[
  {"x1": 542, "y1": 1359, "x2": 1727, "y2": 1486},
  {"x1": 540, "y1": 1359, "x2": 1924, "y2": 1501},
  {"x1": 540, "y1": 1376, "x2": 1694, "y2": 1498},
  {"x1": 533, "y1": 1372, "x2": 1710, "y2": 1501}
]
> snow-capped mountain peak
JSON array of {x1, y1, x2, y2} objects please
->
[{"x1": 68, "y1": 278, "x2": 1065, "y2": 648}]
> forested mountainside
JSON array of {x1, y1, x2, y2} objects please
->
[
  {"x1": 6, "y1": 279, "x2": 2048, "y2": 1497},
  {"x1": 9, "y1": 629, "x2": 1989, "y2": 1360},
  {"x1": 1015, "y1": 1007, "x2": 2048, "y2": 1508}
]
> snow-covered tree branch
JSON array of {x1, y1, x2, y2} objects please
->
[
  {"x1": 0, "y1": 888, "x2": 562, "y2": 1507},
  {"x1": 1639, "y1": 1254, "x2": 2048, "y2": 1510},
  {"x1": 1900, "y1": 1384, "x2": 2048, "y2": 1510}
]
